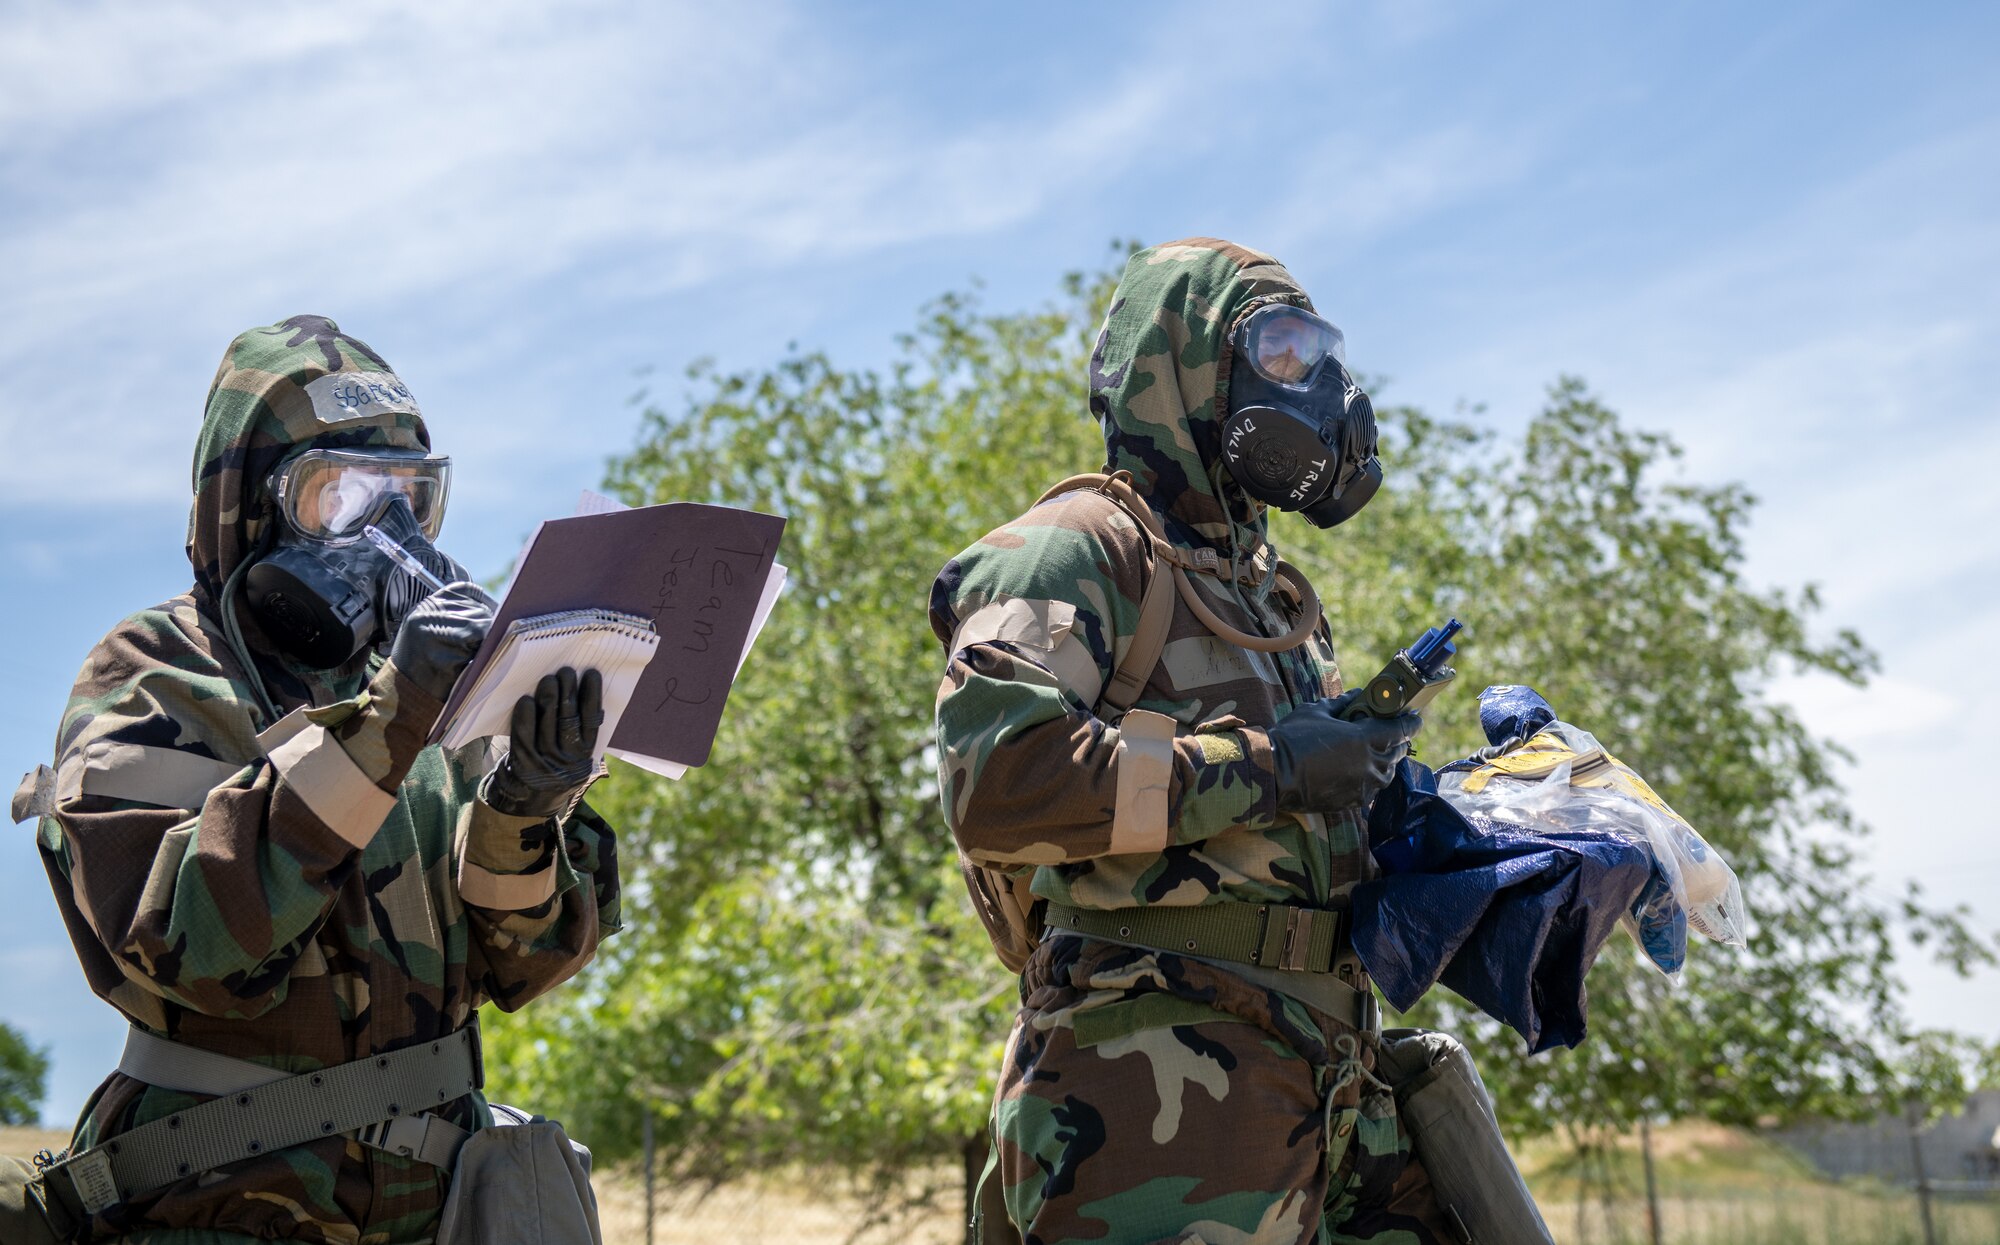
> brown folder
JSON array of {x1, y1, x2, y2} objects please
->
[{"x1": 435, "y1": 501, "x2": 786, "y2": 769}]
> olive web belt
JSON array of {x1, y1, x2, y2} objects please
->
[
  {"x1": 1044, "y1": 900, "x2": 1347, "y2": 973},
  {"x1": 1043, "y1": 900, "x2": 1378, "y2": 1032}
]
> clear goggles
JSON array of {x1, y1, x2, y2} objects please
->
[
  {"x1": 271, "y1": 448, "x2": 452, "y2": 543},
  {"x1": 1236, "y1": 304, "x2": 1348, "y2": 389}
]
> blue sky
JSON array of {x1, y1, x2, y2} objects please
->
[{"x1": 2, "y1": 0, "x2": 1995, "y2": 1124}]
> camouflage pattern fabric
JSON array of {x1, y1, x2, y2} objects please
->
[
  {"x1": 32, "y1": 317, "x2": 621, "y2": 1244},
  {"x1": 930, "y1": 238, "x2": 1351, "y2": 912},
  {"x1": 931, "y1": 241, "x2": 1447, "y2": 1242},
  {"x1": 991, "y1": 940, "x2": 1455, "y2": 1245}
]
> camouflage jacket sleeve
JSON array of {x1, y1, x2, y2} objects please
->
[
  {"x1": 40, "y1": 612, "x2": 443, "y2": 1020},
  {"x1": 454, "y1": 791, "x2": 622, "y2": 1012},
  {"x1": 929, "y1": 495, "x2": 1280, "y2": 867}
]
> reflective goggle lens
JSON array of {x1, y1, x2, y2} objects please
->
[
  {"x1": 277, "y1": 450, "x2": 451, "y2": 541},
  {"x1": 1241, "y1": 305, "x2": 1346, "y2": 388}
]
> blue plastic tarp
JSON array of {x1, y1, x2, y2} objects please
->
[{"x1": 1352, "y1": 749, "x2": 1654, "y2": 1054}]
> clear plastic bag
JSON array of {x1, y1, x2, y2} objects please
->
[{"x1": 1436, "y1": 715, "x2": 1747, "y2": 975}]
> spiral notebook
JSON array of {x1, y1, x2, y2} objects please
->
[{"x1": 433, "y1": 608, "x2": 662, "y2": 755}]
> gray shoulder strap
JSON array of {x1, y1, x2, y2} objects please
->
[{"x1": 118, "y1": 1026, "x2": 288, "y2": 1096}]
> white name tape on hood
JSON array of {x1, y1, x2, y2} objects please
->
[{"x1": 304, "y1": 371, "x2": 423, "y2": 425}]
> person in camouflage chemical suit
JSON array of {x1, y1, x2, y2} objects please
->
[
  {"x1": 24, "y1": 317, "x2": 620, "y2": 1244},
  {"x1": 930, "y1": 241, "x2": 1454, "y2": 1245}
]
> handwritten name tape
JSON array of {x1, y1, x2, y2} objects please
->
[{"x1": 304, "y1": 371, "x2": 423, "y2": 425}]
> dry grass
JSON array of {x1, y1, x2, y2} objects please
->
[
  {"x1": 2, "y1": 1127, "x2": 962, "y2": 1245},
  {"x1": 9, "y1": 1122, "x2": 1996, "y2": 1244},
  {"x1": 1519, "y1": 1123, "x2": 2000, "y2": 1245},
  {"x1": 592, "y1": 1167, "x2": 962, "y2": 1245},
  {"x1": 1534, "y1": 1186, "x2": 2000, "y2": 1245},
  {"x1": 0, "y1": 1126, "x2": 68, "y2": 1160}
]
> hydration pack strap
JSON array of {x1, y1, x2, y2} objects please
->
[{"x1": 1034, "y1": 473, "x2": 1321, "y2": 698}]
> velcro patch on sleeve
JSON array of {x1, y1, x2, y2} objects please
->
[
  {"x1": 1193, "y1": 731, "x2": 1246, "y2": 765},
  {"x1": 457, "y1": 855, "x2": 559, "y2": 910},
  {"x1": 267, "y1": 723, "x2": 396, "y2": 849},
  {"x1": 72, "y1": 742, "x2": 246, "y2": 812},
  {"x1": 1110, "y1": 709, "x2": 1177, "y2": 854},
  {"x1": 952, "y1": 596, "x2": 1103, "y2": 706}
]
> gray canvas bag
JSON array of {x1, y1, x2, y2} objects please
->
[
  {"x1": 1374, "y1": 1028, "x2": 1555, "y2": 1245},
  {"x1": 1, "y1": 1154, "x2": 73, "y2": 1245},
  {"x1": 436, "y1": 1102, "x2": 603, "y2": 1245}
]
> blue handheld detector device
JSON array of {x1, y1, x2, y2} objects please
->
[{"x1": 1349, "y1": 618, "x2": 1462, "y2": 720}]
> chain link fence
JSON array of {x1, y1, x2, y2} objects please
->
[{"x1": 596, "y1": 1167, "x2": 961, "y2": 1245}]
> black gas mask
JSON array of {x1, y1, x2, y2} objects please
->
[
  {"x1": 1219, "y1": 303, "x2": 1381, "y2": 528},
  {"x1": 244, "y1": 447, "x2": 459, "y2": 668}
]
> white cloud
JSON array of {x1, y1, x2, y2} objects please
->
[
  {"x1": 1271, "y1": 123, "x2": 1542, "y2": 262},
  {"x1": 1363, "y1": 102, "x2": 2000, "y2": 1036},
  {"x1": 0, "y1": 1, "x2": 372, "y2": 131},
  {"x1": 8, "y1": 0, "x2": 1995, "y2": 1110},
  {"x1": 0, "y1": 0, "x2": 1185, "y2": 510}
]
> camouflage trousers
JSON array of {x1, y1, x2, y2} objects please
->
[
  {"x1": 984, "y1": 936, "x2": 1454, "y2": 1245},
  {"x1": 83, "y1": 1139, "x2": 447, "y2": 1244}
]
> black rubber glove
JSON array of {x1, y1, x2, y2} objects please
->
[
  {"x1": 380, "y1": 547, "x2": 477, "y2": 642},
  {"x1": 481, "y1": 666, "x2": 605, "y2": 819},
  {"x1": 373, "y1": 494, "x2": 478, "y2": 643},
  {"x1": 1268, "y1": 689, "x2": 1423, "y2": 814},
  {"x1": 387, "y1": 580, "x2": 495, "y2": 704}
]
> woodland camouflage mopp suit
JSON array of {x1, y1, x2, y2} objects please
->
[
  {"x1": 19, "y1": 318, "x2": 620, "y2": 1244},
  {"x1": 931, "y1": 241, "x2": 1453, "y2": 1244}
]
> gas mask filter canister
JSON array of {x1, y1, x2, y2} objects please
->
[{"x1": 1219, "y1": 303, "x2": 1382, "y2": 529}]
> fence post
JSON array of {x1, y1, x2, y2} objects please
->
[
  {"x1": 1574, "y1": 1140, "x2": 1589, "y2": 1245},
  {"x1": 1906, "y1": 1102, "x2": 1937, "y2": 1245},
  {"x1": 964, "y1": 1130, "x2": 989, "y2": 1245},
  {"x1": 1639, "y1": 1118, "x2": 1662, "y2": 1245},
  {"x1": 643, "y1": 1110, "x2": 657, "y2": 1245}
]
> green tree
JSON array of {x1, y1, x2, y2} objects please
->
[
  {"x1": 484, "y1": 277, "x2": 1103, "y2": 1217},
  {"x1": 484, "y1": 259, "x2": 1993, "y2": 1210},
  {"x1": 0, "y1": 1020, "x2": 47, "y2": 1126}
]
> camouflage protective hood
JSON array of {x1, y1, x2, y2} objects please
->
[
  {"x1": 1088, "y1": 238, "x2": 1315, "y2": 562},
  {"x1": 189, "y1": 314, "x2": 431, "y2": 604}
]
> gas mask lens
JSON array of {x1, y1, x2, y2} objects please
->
[
  {"x1": 274, "y1": 448, "x2": 451, "y2": 543},
  {"x1": 1239, "y1": 304, "x2": 1346, "y2": 389}
]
